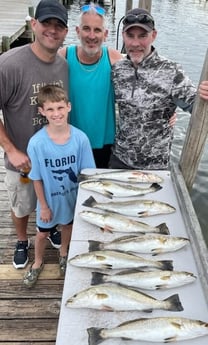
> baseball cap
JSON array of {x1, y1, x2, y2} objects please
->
[
  {"x1": 35, "y1": 0, "x2": 68, "y2": 27},
  {"x1": 122, "y1": 8, "x2": 155, "y2": 32}
]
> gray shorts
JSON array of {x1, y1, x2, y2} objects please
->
[{"x1": 4, "y1": 169, "x2": 37, "y2": 218}]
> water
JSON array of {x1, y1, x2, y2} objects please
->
[{"x1": 65, "y1": 0, "x2": 208, "y2": 244}]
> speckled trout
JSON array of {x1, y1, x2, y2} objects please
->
[
  {"x1": 79, "y1": 210, "x2": 170, "y2": 235},
  {"x1": 91, "y1": 270, "x2": 197, "y2": 290},
  {"x1": 78, "y1": 169, "x2": 163, "y2": 183},
  {"x1": 80, "y1": 180, "x2": 162, "y2": 198},
  {"x1": 82, "y1": 196, "x2": 176, "y2": 217},
  {"x1": 87, "y1": 317, "x2": 208, "y2": 344},
  {"x1": 65, "y1": 283, "x2": 183, "y2": 312},
  {"x1": 88, "y1": 234, "x2": 189, "y2": 255},
  {"x1": 68, "y1": 250, "x2": 173, "y2": 271}
]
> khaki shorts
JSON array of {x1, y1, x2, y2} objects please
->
[{"x1": 4, "y1": 169, "x2": 37, "y2": 218}]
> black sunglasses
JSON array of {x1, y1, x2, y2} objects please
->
[{"x1": 123, "y1": 13, "x2": 155, "y2": 28}]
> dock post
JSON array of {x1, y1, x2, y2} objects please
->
[
  {"x1": 138, "y1": 0, "x2": 152, "y2": 12},
  {"x1": 2, "y1": 36, "x2": 10, "y2": 52},
  {"x1": 25, "y1": 6, "x2": 35, "y2": 43},
  {"x1": 125, "y1": 0, "x2": 133, "y2": 13},
  {"x1": 179, "y1": 49, "x2": 208, "y2": 190}
]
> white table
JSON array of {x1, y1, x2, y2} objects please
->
[{"x1": 56, "y1": 169, "x2": 208, "y2": 345}]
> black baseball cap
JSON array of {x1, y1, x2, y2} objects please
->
[
  {"x1": 35, "y1": 0, "x2": 68, "y2": 27},
  {"x1": 123, "y1": 8, "x2": 155, "y2": 32}
]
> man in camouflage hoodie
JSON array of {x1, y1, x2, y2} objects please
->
[{"x1": 109, "y1": 8, "x2": 208, "y2": 170}]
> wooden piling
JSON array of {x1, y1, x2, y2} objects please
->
[
  {"x1": 179, "y1": 49, "x2": 208, "y2": 190},
  {"x1": 139, "y1": 0, "x2": 152, "y2": 12}
]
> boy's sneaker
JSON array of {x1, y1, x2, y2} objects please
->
[
  {"x1": 23, "y1": 262, "x2": 44, "y2": 288},
  {"x1": 47, "y1": 227, "x2": 61, "y2": 249},
  {"x1": 59, "y1": 256, "x2": 67, "y2": 276},
  {"x1": 13, "y1": 239, "x2": 30, "y2": 269}
]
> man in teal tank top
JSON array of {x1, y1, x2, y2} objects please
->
[{"x1": 59, "y1": 3, "x2": 122, "y2": 168}]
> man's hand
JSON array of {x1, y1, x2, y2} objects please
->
[
  {"x1": 169, "y1": 112, "x2": 177, "y2": 128},
  {"x1": 199, "y1": 80, "x2": 208, "y2": 100}
]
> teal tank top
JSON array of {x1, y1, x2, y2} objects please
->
[{"x1": 66, "y1": 45, "x2": 115, "y2": 149}]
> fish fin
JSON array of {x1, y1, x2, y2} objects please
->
[
  {"x1": 78, "y1": 173, "x2": 91, "y2": 182},
  {"x1": 89, "y1": 240, "x2": 102, "y2": 251},
  {"x1": 82, "y1": 196, "x2": 97, "y2": 208},
  {"x1": 104, "y1": 191, "x2": 114, "y2": 199},
  {"x1": 159, "y1": 260, "x2": 173, "y2": 271},
  {"x1": 151, "y1": 183, "x2": 163, "y2": 192},
  {"x1": 112, "y1": 235, "x2": 137, "y2": 241},
  {"x1": 164, "y1": 293, "x2": 183, "y2": 311},
  {"x1": 151, "y1": 248, "x2": 163, "y2": 256},
  {"x1": 117, "y1": 268, "x2": 140, "y2": 275},
  {"x1": 156, "y1": 223, "x2": 170, "y2": 235},
  {"x1": 138, "y1": 211, "x2": 149, "y2": 217},
  {"x1": 91, "y1": 272, "x2": 106, "y2": 285},
  {"x1": 165, "y1": 337, "x2": 177, "y2": 343},
  {"x1": 103, "y1": 226, "x2": 113, "y2": 233},
  {"x1": 102, "y1": 305, "x2": 114, "y2": 311},
  {"x1": 87, "y1": 327, "x2": 104, "y2": 345}
]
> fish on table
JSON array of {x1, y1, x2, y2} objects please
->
[
  {"x1": 79, "y1": 210, "x2": 170, "y2": 235},
  {"x1": 79, "y1": 179, "x2": 162, "y2": 198},
  {"x1": 88, "y1": 234, "x2": 189, "y2": 255},
  {"x1": 65, "y1": 283, "x2": 183, "y2": 312},
  {"x1": 78, "y1": 169, "x2": 163, "y2": 183},
  {"x1": 82, "y1": 196, "x2": 176, "y2": 217},
  {"x1": 87, "y1": 317, "x2": 208, "y2": 344},
  {"x1": 91, "y1": 270, "x2": 197, "y2": 290},
  {"x1": 68, "y1": 250, "x2": 173, "y2": 271}
]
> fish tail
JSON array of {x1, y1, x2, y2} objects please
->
[
  {"x1": 91, "y1": 272, "x2": 105, "y2": 285},
  {"x1": 164, "y1": 293, "x2": 184, "y2": 311},
  {"x1": 159, "y1": 260, "x2": 173, "y2": 271},
  {"x1": 156, "y1": 223, "x2": 170, "y2": 235},
  {"x1": 87, "y1": 327, "x2": 104, "y2": 345},
  {"x1": 82, "y1": 196, "x2": 97, "y2": 208},
  {"x1": 151, "y1": 183, "x2": 163, "y2": 192},
  {"x1": 88, "y1": 240, "x2": 102, "y2": 251}
]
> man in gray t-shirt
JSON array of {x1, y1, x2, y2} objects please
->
[{"x1": 0, "y1": 0, "x2": 68, "y2": 269}]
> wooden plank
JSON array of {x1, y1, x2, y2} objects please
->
[
  {"x1": 0, "y1": 319, "x2": 58, "y2": 342},
  {"x1": 0, "y1": 299, "x2": 61, "y2": 319},
  {"x1": 179, "y1": 49, "x2": 208, "y2": 189},
  {"x1": 0, "y1": 264, "x2": 63, "y2": 279},
  {"x1": 171, "y1": 163, "x2": 208, "y2": 303},
  {"x1": 0, "y1": 280, "x2": 63, "y2": 298},
  {"x1": 1, "y1": 343, "x2": 54, "y2": 345}
]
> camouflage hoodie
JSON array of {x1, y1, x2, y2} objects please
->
[{"x1": 112, "y1": 47, "x2": 196, "y2": 170}]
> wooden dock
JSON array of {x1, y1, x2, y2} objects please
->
[
  {"x1": 0, "y1": 145, "x2": 64, "y2": 343},
  {"x1": 0, "y1": 0, "x2": 34, "y2": 54}
]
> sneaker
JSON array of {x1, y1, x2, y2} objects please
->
[
  {"x1": 13, "y1": 239, "x2": 30, "y2": 269},
  {"x1": 23, "y1": 262, "x2": 44, "y2": 288},
  {"x1": 47, "y1": 227, "x2": 61, "y2": 249},
  {"x1": 59, "y1": 256, "x2": 67, "y2": 276}
]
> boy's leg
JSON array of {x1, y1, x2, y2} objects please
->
[
  {"x1": 59, "y1": 223, "x2": 73, "y2": 275},
  {"x1": 23, "y1": 228, "x2": 49, "y2": 288}
]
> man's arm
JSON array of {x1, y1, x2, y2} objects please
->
[
  {"x1": 58, "y1": 46, "x2": 67, "y2": 58},
  {"x1": 0, "y1": 119, "x2": 30, "y2": 170},
  {"x1": 108, "y1": 48, "x2": 123, "y2": 65}
]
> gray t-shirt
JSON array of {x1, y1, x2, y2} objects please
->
[{"x1": 0, "y1": 44, "x2": 68, "y2": 170}]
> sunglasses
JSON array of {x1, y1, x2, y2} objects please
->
[
  {"x1": 81, "y1": 4, "x2": 106, "y2": 16},
  {"x1": 123, "y1": 13, "x2": 154, "y2": 27}
]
